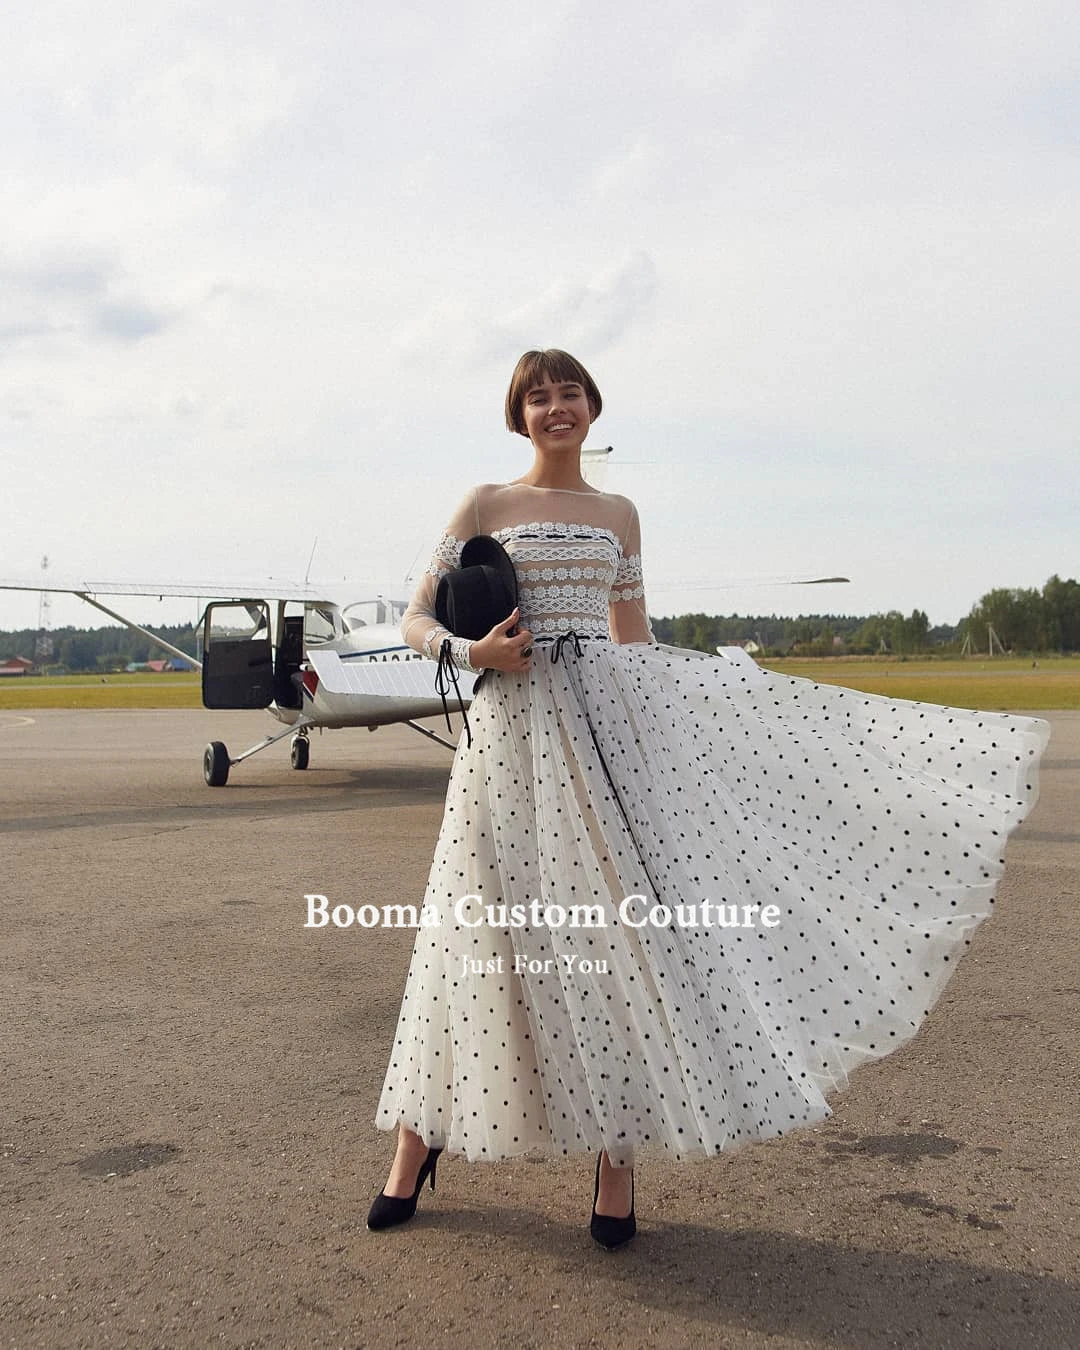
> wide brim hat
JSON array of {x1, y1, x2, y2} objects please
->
[{"x1": 435, "y1": 535, "x2": 519, "y2": 641}]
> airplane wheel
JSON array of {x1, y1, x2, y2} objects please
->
[
  {"x1": 204, "y1": 741, "x2": 230, "y2": 787},
  {"x1": 290, "y1": 736, "x2": 310, "y2": 771}
]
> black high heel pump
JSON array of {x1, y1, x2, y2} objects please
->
[
  {"x1": 590, "y1": 1152, "x2": 636, "y2": 1250},
  {"x1": 366, "y1": 1147, "x2": 443, "y2": 1231}
]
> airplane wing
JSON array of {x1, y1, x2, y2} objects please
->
[
  {"x1": 1, "y1": 573, "x2": 848, "y2": 602},
  {"x1": 0, "y1": 578, "x2": 405, "y2": 677},
  {"x1": 308, "y1": 647, "x2": 765, "y2": 705},
  {"x1": 0, "y1": 577, "x2": 393, "y2": 603},
  {"x1": 306, "y1": 650, "x2": 450, "y2": 699},
  {"x1": 303, "y1": 650, "x2": 470, "y2": 737}
]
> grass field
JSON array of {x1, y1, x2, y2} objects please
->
[
  {"x1": 0, "y1": 673, "x2": 203, "y2": 710},
  {"x1": 759, "y1": 655, "x2": 1080, "y2": 711},
  {"x1": 1, "y1": 657, "x2": 1077, "y2": 712}
]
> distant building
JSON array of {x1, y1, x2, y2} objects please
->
[
  {"x1": 717, "y1": 640, "x2": 762, "y2": 655},
  {"x1": 125, "y1": 658, "x2": 194, "y2": 673},
  {"x1": 0, "y1": 656, "x2": 34, "y2": 677}
]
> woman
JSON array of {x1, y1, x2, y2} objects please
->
[{"x1": 369, "y1": 349, "x2": 1048, "y2": 1248}]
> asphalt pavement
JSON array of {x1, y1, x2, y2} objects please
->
[{"x1": 1, "y1": 708, "x2": 1078, "y2": 1350}]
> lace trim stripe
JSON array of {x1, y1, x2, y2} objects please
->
[
  {"x1": 512, "y1": 542, "x2": 616, "y2": 565},
  {"x1": 519, "y1": 581, "x2": 611, "y2": 608},
  {"x1": 613, "y1": 552, "x2": 643, "y2": 586},
  {"x1": 425, "y1": 533, "x2": 465, "y2": 578},
  {"x1": 491, "y1": 521, "x2": 621, "y2": 549},
  {"x1": 527, "y1": 617, "x2": 610, "y2": 637},
  {"x1": 448, "y1": 635, "x2": 478, "y2": 672}
]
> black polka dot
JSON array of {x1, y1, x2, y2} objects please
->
[{"x1": 375, "y1": 496, "x2": 1049, "y2": 1164}]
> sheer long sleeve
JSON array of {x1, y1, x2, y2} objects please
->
[
  {"x1": 401, "y1": 489, "x2": 482, "y2": 671},
  {"x1": 608, "y1": 500, "x2": 654, "y2": 645}
]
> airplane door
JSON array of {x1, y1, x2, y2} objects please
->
[
  {"x1": 273, "y1": 613, "x2": 304, "y2": 709},
  {"x1": 201, "y1": 602, "x2": 275, "y2": 709}
]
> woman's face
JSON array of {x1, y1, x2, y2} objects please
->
[{"x1": 521, "y1": 376, "x2": 593, "y2": 453}]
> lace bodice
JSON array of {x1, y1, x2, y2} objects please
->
[{"x1": 401, "y1": 483, "x2": 653, "y2": 667}]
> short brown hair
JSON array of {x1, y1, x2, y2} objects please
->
[{"x1": 504, "y1": 349, "x2": 603, "y2": 436}]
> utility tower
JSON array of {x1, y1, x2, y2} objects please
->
[
  {"x1": 34, "y1": 555, "x2": 53, "y2": 665},
  {"x1": 960, "y1": 625, "x2": 1007, "y2": 657}
]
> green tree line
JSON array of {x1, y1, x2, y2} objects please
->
[
  {"x1": 0, "y1": 624, "x2": 199, "y2": 672},
  {"x1": 650, "y1": 610, "x2": 938, "y2": 656},
  {"x1": 653, "y1": 575, "x2": 1078, "y2": 656},
  {"x1": 1, "y1": 575, "x2": 1076, "y2": 668},
  {"x1": 958, "y1": 575, "x2": 1080, "y2": 654}
]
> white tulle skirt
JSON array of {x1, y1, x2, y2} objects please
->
[{"x1": 375, "y1": 639, "x2": 1048, "y2": 1164}]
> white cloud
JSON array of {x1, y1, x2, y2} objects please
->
[
  {"x1": 123, "y1": 45, "x2": 299, "y2": 165},
  {"x1": 1, "y1": 0, "x2": 1078, "y2": 634},
  {"x1": 475, "y1": 253, "x2": 659, "y2": 364},
  {"x1": 592, "y1": 138, "x2": 658, "y2": 202}
]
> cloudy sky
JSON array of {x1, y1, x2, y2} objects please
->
[{"x1": 3, "y1": 0, "x2": 1077, "y2": 634}]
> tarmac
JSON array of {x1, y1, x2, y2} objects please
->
[{"x1": 1, "y1": 707, "x2": 1078, "y2": 1350}]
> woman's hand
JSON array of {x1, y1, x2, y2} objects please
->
[{"x1": 470, "y1": 608, "x2": 533, "y2": 673}]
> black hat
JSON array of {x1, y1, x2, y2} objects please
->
[{"x1": 435, "y1": 535, "x2": 519, "y2": 641}]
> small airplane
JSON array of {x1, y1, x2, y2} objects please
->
[
  {"x1": 0, "y1": 568, "x2": 848, "y2": 787},
  {"x1": 0, "y1": 449, "x2": 615, "y2": 785},
  {"x1": 0, "y1": 576, "x2": 464, "y2": 785},
  {"x1": 1, "y1": 456, "x2": 848, "y2": 786}
]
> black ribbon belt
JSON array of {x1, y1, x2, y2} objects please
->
[
  {"x1": 437, "y1": 631, "x2": 609, "y2": 748},
  {"x1": 551, "y1": 630, "x2": 585, "y2": 664},
  {"x1": 435, "y1": 639, "x2": 473, "y2": 748}
]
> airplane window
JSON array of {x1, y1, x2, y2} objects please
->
[
  {"x1": 205, "y1": 602, "x2": 271, "y2": 642},
  {"x1": 305, "y1": 605, "x2": 338, "y2": 645},
  {"x1": 341, "y1": 601, "x2": 380, "y2": 630}
]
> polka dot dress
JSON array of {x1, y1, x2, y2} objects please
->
[{"x1": 376, "y1": 519, "x2": 1049, "y2": 1166}]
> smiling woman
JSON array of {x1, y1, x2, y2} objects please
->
[
  {"x1": 365, "y1": 348, "x2": 1049, "y2": 1251},
  {"x1": 504, "y1": 348, "x2": 603, "y2": 437}
]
